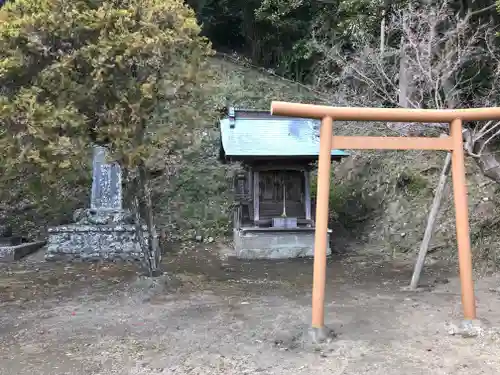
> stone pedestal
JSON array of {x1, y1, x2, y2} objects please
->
[
  {"x1": 46, "y1": 145, "x2": 146, "y2": 262},
  {"x1": 233, "y1": 228, "x2": 332, "y2": 259},
  {"x1": 46, "y1": 223, "x2": 145, "y2": 261}
]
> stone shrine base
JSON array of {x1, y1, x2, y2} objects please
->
[
  {"x1": 233, "y1": 227, "x2": 331, "y2": 259},
  {"x1": 46, "y1": 224, "x2": 145, "y2": 262}
]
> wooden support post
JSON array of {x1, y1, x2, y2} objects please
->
[
  {"x1": 253, "y1": 171, "x2": 260, "y2": 224},
  {"x1": 450, "y1": 119, "x2": 476, "y2": 320},
  {"x1": 304, "y1": 170, "x2": 312, "y2": 223},
  {"x1": 409, "y1": 152, "x2": 451, "y2": 290},
  {"x1": 312, "y1": 116, "x2": 333, "y2": 329}
]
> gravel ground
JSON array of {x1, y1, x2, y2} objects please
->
[{"x1": 1, "y1": 246, "x2": 500, "y2": 375}]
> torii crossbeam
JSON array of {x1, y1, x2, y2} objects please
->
[{"x1": 270, "y1": 101, "x2": 500, "y2": 337}]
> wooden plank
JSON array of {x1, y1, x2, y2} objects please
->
[
  {"x1": 259, "y1": 201, "x2": 304, "y2": 219},
  {"x1": 331, "y1": 136, "x2": 453, "y2": 151},
  {"x1": 246, "y1": 171, "x2": 254, "y2": 220},
  {"x1": 233, "y1": 205, "x2": 241, "y2": 230},
  {"x1": 304, "y1": 170, "x2": 312, "y2": 222},
  {"x1": 271, "y1": 101, "x2": 500, "y2": 122},
  {"x1": 252, "y1": 164, "x2": 307, "y2": 172},
  {"x1": 253, "y1": 171, "x2": 260, "y2": 223},
  {"x1": 409, "y1": 152, "x2": 451, "y2": 290}
]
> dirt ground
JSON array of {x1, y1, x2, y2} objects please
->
[{"x1": 1, "y1": 246, "x2": 500, "y2": 375}]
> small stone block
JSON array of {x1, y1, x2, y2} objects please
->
[
  {"x1": 234, "y1": 229, "x2": 331, "y2": 259},
  {"x1": 308, "y1": 326, "x2": 337, "y2": 344},
  {"x1": 447, "y1": 319, "x2": 484, "y2": 338},
  {"x1": 0, "y1": 241, "x2": 47, "y2": 262}
]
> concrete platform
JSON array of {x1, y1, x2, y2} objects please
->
[
  {"x1": 0, "y1": 241, "x2": 47, "y2": 262},
  {"x1": 233, "y1": 227, "x2": 331, "y2": 259}
]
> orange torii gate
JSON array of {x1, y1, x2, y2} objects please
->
[{"x1": 270, "y1": 101, "x2": 500, "y2": 334}]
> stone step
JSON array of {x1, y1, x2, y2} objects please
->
[{"x1": 0, "y1": 241, "x2": 47, "y2": 262}]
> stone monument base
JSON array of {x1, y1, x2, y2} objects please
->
[
  {"x1": 46, "y1": 209, "x2": 150, "y2": 262},
  {"x1": 46, "y1": 224, "x2": 147, "y2": 262},
  {"x1": 233, "y1": 227, "x2": 332, "y2": 259}
]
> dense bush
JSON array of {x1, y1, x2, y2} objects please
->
[{"x1": 0, "y1": 0, "x2": 214, "y2": 272}]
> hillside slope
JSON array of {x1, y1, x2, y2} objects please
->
[
  {"x1": 156, "y1": 56, "x2": 500, "y2": 270},
  {"x1": 2, "y1": 56, "x2": 499, "y2": 270}
]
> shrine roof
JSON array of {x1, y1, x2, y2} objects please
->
[{"x1": 219, "y1": 108, "x2": 349, "y2": 161}]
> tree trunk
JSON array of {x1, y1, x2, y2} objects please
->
[
  {"x1": 132, "y1": 192, "x2": 152, "y2": 275},
  {"x1": 138, "y1": 160, "x2": 161, "y2": 276},
  {"x1": 128, "y1": 162, "x2": 161, "y2": 277},
  {"x1": 380, "y1": 10, "x2": 386, "y2": 55},
  {"x1": 409, "y1": 152, "x2": 451, "y2": 289},
  {"x1": 398, "y1": 35, "x2": 410, "y2": 108},
  {"x1": 380, "y1": 0, "x2": 391, "y2": 55}
]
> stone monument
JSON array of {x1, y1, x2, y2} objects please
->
[{"x1": 46, "y1": 145, "x2": 146, "y2": 261}]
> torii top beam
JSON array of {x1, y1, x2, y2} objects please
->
[{"x1": 270, "y1": 101, "x2": 500, "y2": 123}]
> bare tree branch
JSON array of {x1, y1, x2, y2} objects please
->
[{"x1": 310, "y1": 0, "x2": 500, "y2": 143}]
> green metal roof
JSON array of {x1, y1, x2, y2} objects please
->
[{"x1": 219, "y1": 109, "x2": 349, "y2": 159}]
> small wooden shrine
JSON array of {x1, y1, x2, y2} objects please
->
[{"x1": 218, "y1": 107, "x2": 348, "y2": 259}]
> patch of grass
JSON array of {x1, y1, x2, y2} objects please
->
[
  {"x1": 310, "y1": 169, "x2": 378, "y2": 232},
  {"x1": 395, "y1": 171, "x2": 429, "y2": 197}
]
